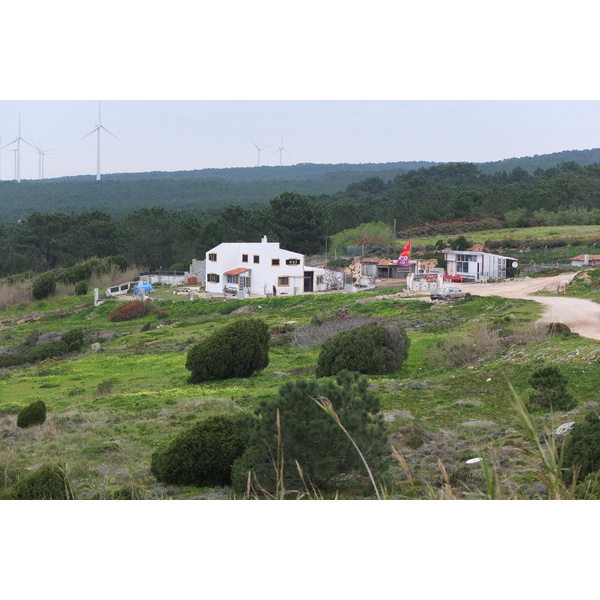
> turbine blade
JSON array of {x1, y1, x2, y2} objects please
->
[
  {"x1": 81, "y1": 127, "x2": 98, "y2": 140},
  {"x1": 249, "y1": 138, "x2": 259, "y2": 149},
  {"x1": 101, "y1": 126, "x2": 120, "y2": 142}
]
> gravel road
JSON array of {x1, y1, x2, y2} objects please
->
[{"x1": 466, "y1": 272, "x2": 600, "y2": 341}]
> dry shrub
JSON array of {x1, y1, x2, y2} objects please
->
[
  {"x1": 0, "y1": 279, "x2": 34, "y2": 311},
  {"x1": 508, "y1": 321, "x2": 550, "y2": 344},
  {"x1": 426, "y1": 322, "x2": 502, "y2": 369},
  {"x1": 290, "y1": 316, "x2": 374, "y2": 349},
  {"x1": 89, "y1": 266, "x2": 146, "y2": 291}
]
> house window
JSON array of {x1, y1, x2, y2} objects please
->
[
  {"x1": 208, "y1": 273, "x2": 220, "y2": 283},
  {"x1": 208, "y1": 253, "x2": 217, "y2": 262},
  {"x1": 242, "y1": 254, "x2": 248, "y2": 263},
  {"x1": 286, "y1": 258, "x2": 300, "y2": 265},
  {"x1": 456, "y1": 253, "x2": 474, "y2": 274},
  {"x1": 272, "y1": 258, "x2": 280, "y2": 266},
  {"x1": 316, "y1": 276, "x2": 324, "y2": 285},
  {"x1": 278, "y1": 276, "x2": 289, "y2": 286},
  {"x1": 253, "y1": 255, "x2": 260, "y2": 264},
  {"x1": 226, "y1": 274, "x2": 239, "y2": 284}
]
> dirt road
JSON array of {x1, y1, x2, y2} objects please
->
[{"x1": 466, "y1": 272, "x2": 600, "y2": 341}]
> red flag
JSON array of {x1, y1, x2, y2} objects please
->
[{"x1": 397, "y1": 240, "x2": 411, "y2": 266}]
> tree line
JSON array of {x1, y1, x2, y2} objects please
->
[{"x1": 1, "y1": 160, "x2": 600, "y2": 277}]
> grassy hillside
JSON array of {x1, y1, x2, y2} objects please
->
[{"x1": 2, "y1": 274, "x2": 599, "y2": 500}]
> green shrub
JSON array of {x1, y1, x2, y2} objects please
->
[
  {"x1": 23, "y1": 340, "x2": 68, "y2": 363},
  {"x1": 151, "y1": 415, "x2": 246, "y2": 487},
  {"x1": 17, "y1": 400, "x2": 47, "y2": 428},
  {"x1": 574, "y1": 470, "x2": 600, "y2": 499},
  {"x1": 4, "y1": 463, "x2": 73, "y2": 500},
  {"x1": 60, "y1": 263, "x2": 92, "y2": 284},
  {"x1": 562, "y1": 411, "x2": 600, "y2": 483},
  {"x1": 528, "y1": 365, "x2": 576, "y2": 411},
  {"x1": 316, "y1": 321, "x2": 410, "y2": 378},
  {"x1": 32, "y1": 271, "x2": 57, "y2": 300},
  {"x1": 231, "y1": 371, "x2": 388, "y2": 496},
  {"x1": 74, "y1": 281, "x2": 89, "y2": 296},
  {"x1": 61, "y1": 328, "x2": 85, "y2": 352},
  {"x1": 185, "y1": 318, "x2": 270, "y2": 383}
]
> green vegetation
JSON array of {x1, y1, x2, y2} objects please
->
[
  {"x1": 562, "y1": 411, "x2": 600, "y2": 484},
  {"x1": 1, "y1": 463, "x2": 73, "y2": 500},
  {"x1": 185, "y1": 318, "x2": 270, "y2": 384},
  {"x1": 232, "y1": 371, "x2": 388, "y2": 497},
  {"x1": 16, "y1": 400, "x2": 47, "y2": 428},
  {"x1": 151, "y1": 415, "x2": 245, "y2": 487},
  {"x1": 527, "y1": 365, "x2": 576, "y2": 412},
  {"x1": 0, "y1": 266, "x2": 597, "y2": 500},
  {"x1": 316, "y1": 321, "x2": 410, "y2": 377}
]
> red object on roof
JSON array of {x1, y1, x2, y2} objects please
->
[{"x1": 224, "y1": 267, "x2": 251, "y2": 275}]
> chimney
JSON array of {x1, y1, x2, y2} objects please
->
[
  {"x1": 585, "y1": 254, "x2": 590, "y2": 265},
  {"x1": 261, "y1": 235, "x2": 268, "y2": 244}
]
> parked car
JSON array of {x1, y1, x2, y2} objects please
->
[{"x1": 430, "y1": 286, "x2": 471, "y2": 301}]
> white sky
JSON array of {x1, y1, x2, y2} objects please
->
[
  {"x1": 1, "y1": 100, "x2": 599, "y2": 180},
  {"x1": 2, "y1": 2, "x2": 599, "y2": 180}
]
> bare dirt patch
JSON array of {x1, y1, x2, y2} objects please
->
[{"x1": 466, "y1": 273, "x2": 600, "y2": 341}]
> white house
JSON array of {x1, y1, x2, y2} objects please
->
[
  {"x1": 443, "y1": 249, "x2": 518, "y2": 282},
  {"x1": 570, "y1": 254, "x2": 600, "y2": 267},
  {"x1": 204, "y1": 236, "x2": 311, "y2": 297}
]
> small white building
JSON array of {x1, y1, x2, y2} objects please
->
[
  {"x1": 443, "y1": 249, "x2": 518, "y2": 282},
  {"x1": 570, "y1": 254, "x2": 600, "y2": 267}
]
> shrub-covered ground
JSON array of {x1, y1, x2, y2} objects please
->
[{"x1": 1, "y1": 280, "x2": 599, "y2": 499}]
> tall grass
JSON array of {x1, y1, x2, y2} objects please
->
[{"x1": 0, "y1": 279, "x2": 34, "y2": 311}]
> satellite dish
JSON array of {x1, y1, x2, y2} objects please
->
[{"x1": 512, "y1": 261, "x2": 518, "y2": 268}]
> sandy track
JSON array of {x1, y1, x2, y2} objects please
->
[{"x1": 466, "y1": 272, "x2": 600, "y2": 340}]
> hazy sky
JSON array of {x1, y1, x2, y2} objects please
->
[
  {"x1": 2, "y1": 3, "x2": 599, "y2": 181},
  {"x1": 1, "y1": 100, "x2": 598, "y2": 180}
]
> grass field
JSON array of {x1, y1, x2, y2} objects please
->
[{"x1": 2, "y1": 270, "x2": 599, "y2": 500}]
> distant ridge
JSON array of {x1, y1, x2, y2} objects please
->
[
  {"x1": 42, "y1": 148, "x2": 600, "y2": 183},
  {"x1": 1, "y1": 148, "x2": 599, "y2": 222}
]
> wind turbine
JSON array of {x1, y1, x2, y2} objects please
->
[
  {"x1": 33, "y1": 142, "x2": 53, "y2": 180},
  {"x1": 10, "y1": 149, "x2": 19, "y2": 181},
  {"x1": 0, "y1": 115, "x2": 36, "y2": 182},
  {"x1": 272, "y1": 133, "x2": 292, "y2": 166},
  {"x1": 249, "y1": 138, "x2": 271, "y2": 167},
  {"x1": 82, "y1": 101, "x2": 120, "y2": 181}
]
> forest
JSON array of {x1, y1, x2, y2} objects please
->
[{"x1": 1, "y1": 151, "x2": 600, "y2": 276}]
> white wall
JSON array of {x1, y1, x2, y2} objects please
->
[{"x1": 205, "y1": 237, "x2": 305, "y2": 296}]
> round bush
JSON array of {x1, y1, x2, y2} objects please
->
[
  {"x1": 150, "y1": 415, "x2": 246, "y2": 487},
  {"x1": 562, "y1": 411, "x2": 600, "y2": 483},
  {"x1": 17, "y1": 400, "x2": 47, "y2": 428},
  {"x1": 316, "y1": 321, "x2": 410, "y2": 378},
  {"x1": 74, "y1": 281, "x2": 89, "y2": 296},
  {"x1": 185, "y1": 318, "x2": 270, "y2": 383},
  {"x1": 61, "y1": 328, "x2": 85, "y2": 352},
  {"x1": 32, "y1": 271, "x2": 57, "y2": 300},
  {"x1": 7, "y1": 463, "x2": 72, "y2": 500}
]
